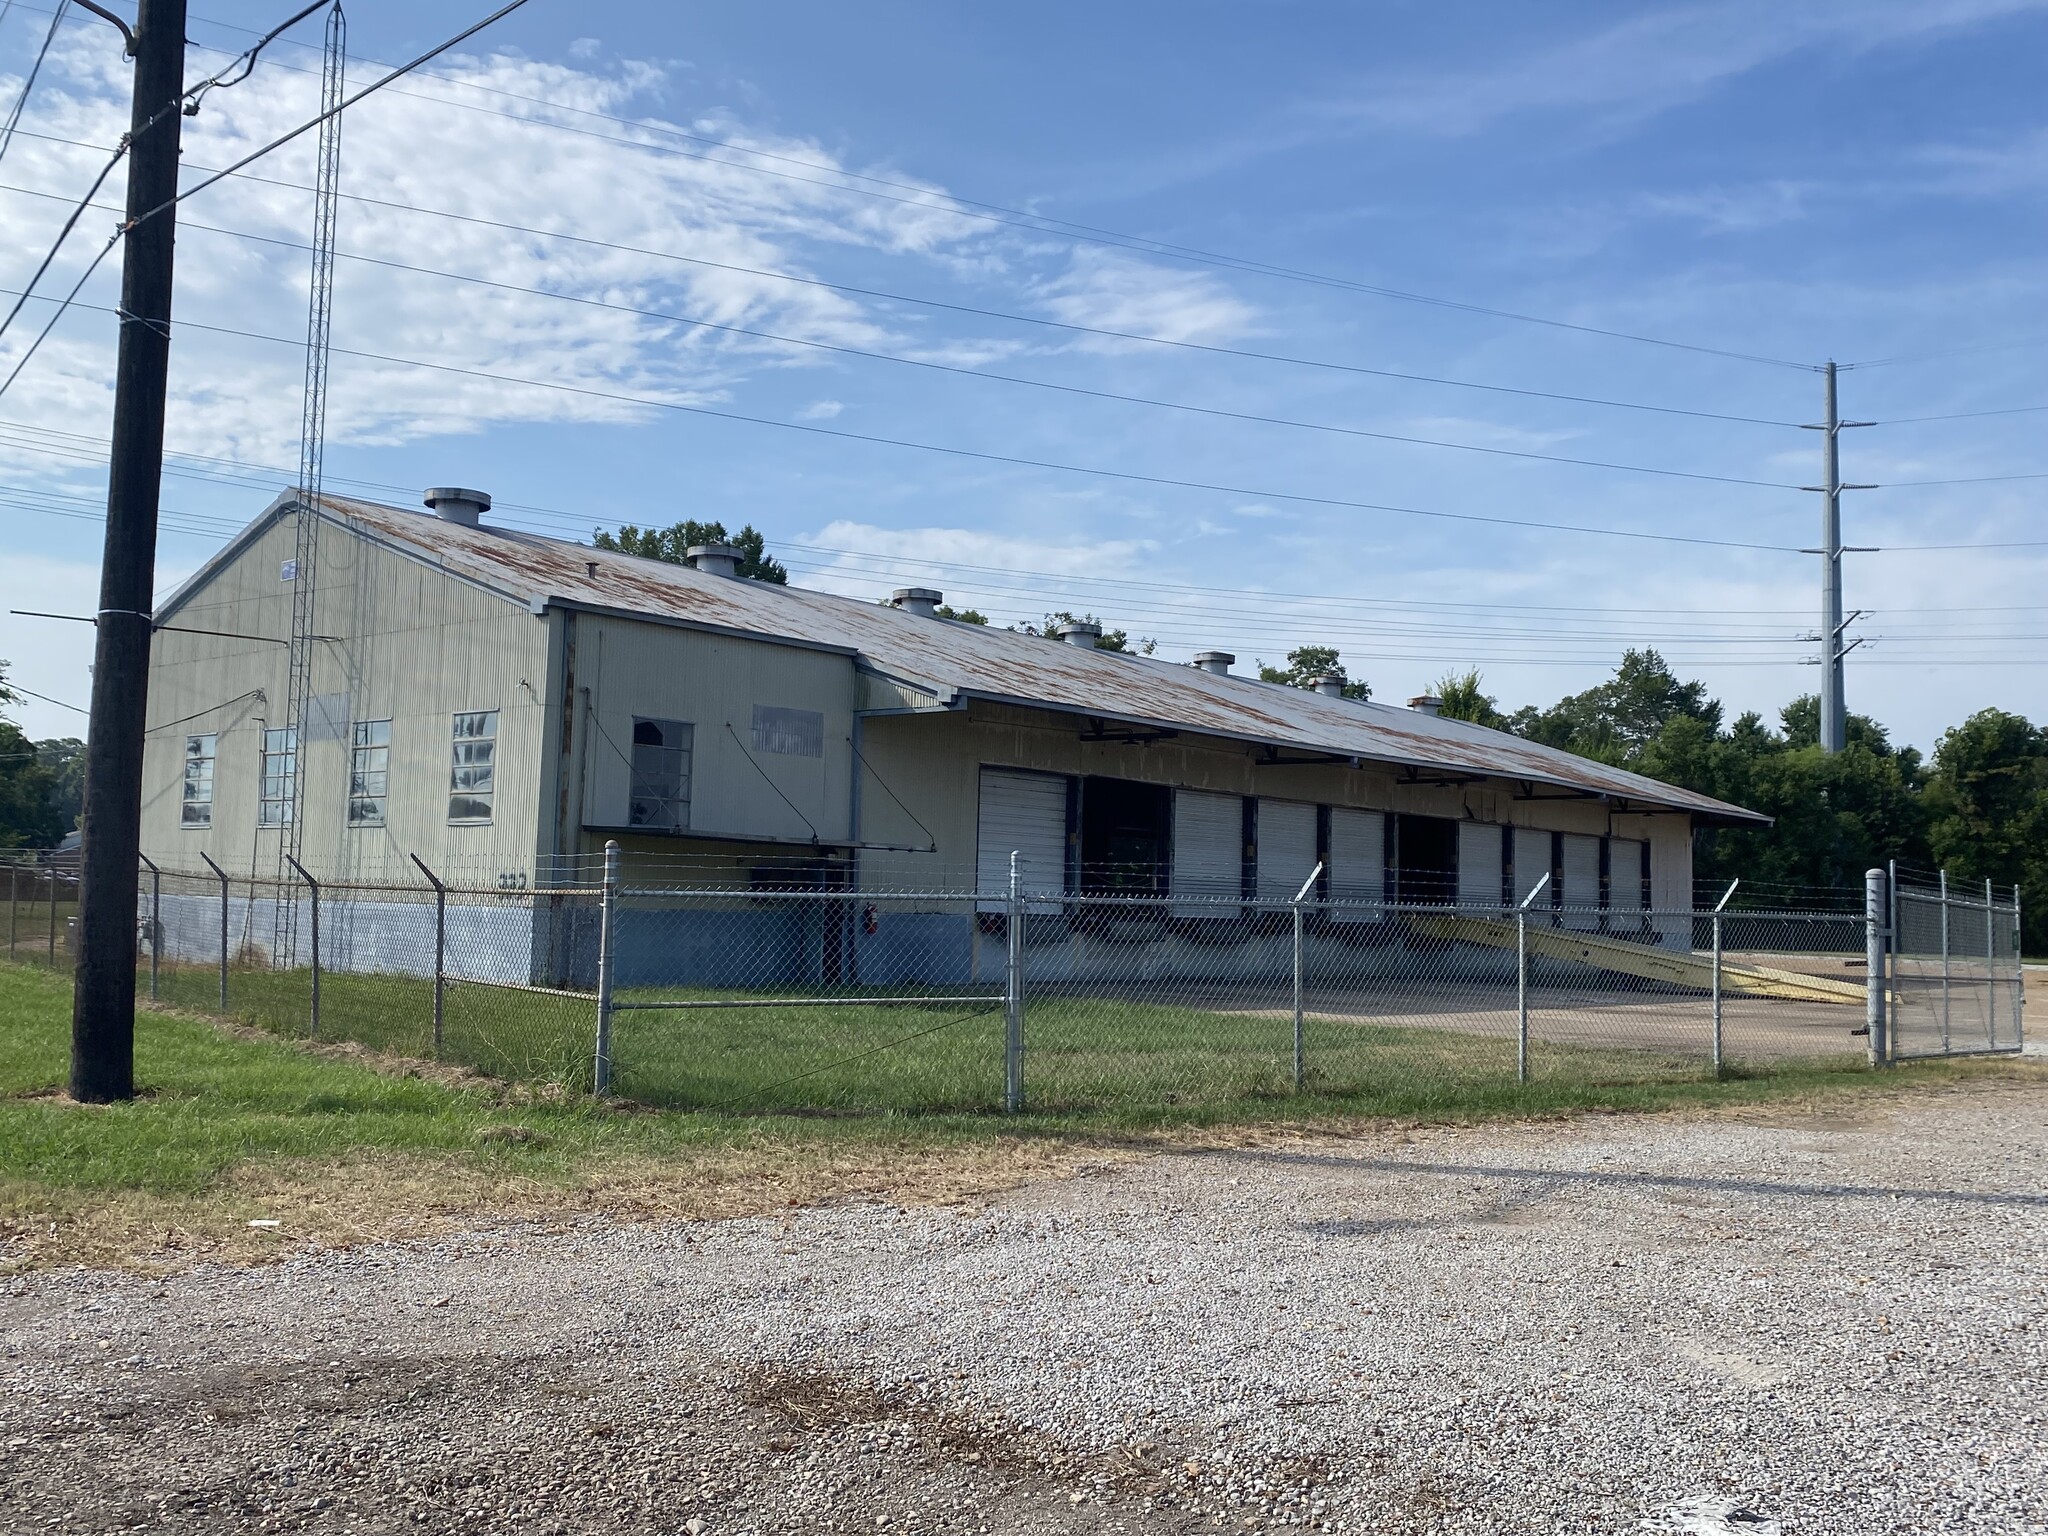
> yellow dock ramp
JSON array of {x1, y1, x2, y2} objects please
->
[{"x1": 1404, "y1": 912, "x2": 1866, "y2": 1007}]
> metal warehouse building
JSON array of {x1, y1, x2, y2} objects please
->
[{"x1": 137, "y1": 489, "x2": 1764, "y2": 983}]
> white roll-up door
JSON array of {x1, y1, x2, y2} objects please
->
[
  {"x1": 1255, "y1": 799, "x2": 1319, "y2": 903},
  {"x1": 1458, "y1": 822, "x2": 1504, "y2": 910},
  {"x1": 1328, "y1": 807, "x2": 1384, "y2": 921},
  {"x1": 1608, "y1": 838, "x2": 1645, "y2": 917},
  {"x1": 1561, "y1": 832, "x2": 1602, "y2": 927},
  {"x1": 976, "y1": 768, "x2": 1067, "y2": 903},
  {"x1": 1172, "y1": 790, "x2": 1241, "y2": 909},
  {"x1": 1512, "y1": 828, "x2": 1552, "y2": 905}
]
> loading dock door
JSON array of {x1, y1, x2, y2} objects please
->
[
  {"x1": 1608, "y1": 838, "x2": 1645, "y2": 923},
  {"x1": 1513, "y1": 828, "x2": 1552, "y2": 906},
  {"x1": 1172, "y1": 790, "x2": 1241, "y2": 910},
  {"x1": 1328, "y1": 807, "x2": 1385, "y2": 922},
  {"x1": 976, "y1": 768, "x2": 1068, "y2": 904},
  {"x1": 1458, "y1": 822, "x2": 1504, "y2": 910},
  {"x1": 1561, "y1": 832, "x2": 1603, "y2": 927},
  {"x1": 1256, "y1": 798, "x2": 1319, "y2": 903}
]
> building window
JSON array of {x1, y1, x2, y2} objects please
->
[
  {"x1": 258, "y1": 727, "x2": 297, "y2": 827},
  {"x1": 348, "y1": 719, "x2": 391, "y2": 828},
  {"x1": 751, "y1": 704, "x2": 823, "y2": 758},
  {"x1": 181, "y1": 734, "x2": 216, "y2": 827},
  {"x1": 629, "y1": 717, "x2": 693, "y2": 830},
  {"x1": 448, "y1": 710, "x2": 497, "y2": 824}
]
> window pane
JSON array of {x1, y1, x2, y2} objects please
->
[{"x1": 448, "y1": 793, "x2": 492, "y2": 823}]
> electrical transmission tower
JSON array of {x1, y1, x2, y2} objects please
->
[
  {"x1": 1802, "y1": 360, "x2": 1873, "y2": 753},
  {"x1": 277, "y1": 1, "x2": 344, "y2": 943}
]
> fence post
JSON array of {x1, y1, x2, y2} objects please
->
[
  {"x1": 1290, "y1": 862, "x2": 1323, "y2": 1094},
  {"x1": 411, "y1": 854, "x2": 447, "y2": 1060},
  {"x1": 593, "y1": 839, "x2": 619, "y2": 1096},
  {"x1": 1710, "y1": 880, "x2": 1739, "y2": 1077},
  {"x1": 1865, "y1": 868, "x2": 1889, "y2": 1067},
  {"x1": 1939, "y1": 869, "x2": 1951, "y2": 1053},
  {"x1": 46, "y1": 866, "x2": 58, "y2": 966},
  {"x1": 283, "y1": 855, "x2": 320, "y2": 1039},
  {"x1": 8, "y1": 860, "x2": 17, "y2": 959},
  {"x1": 138, "y1": 854, "x2": 159, "y2": 1002},
  {"x1": 2014, "y1": 884, "x2": 2025, "y2": 1053},
  {"x1": 201, "y1": 852, "x2": 229, "y2": 1012},
  {"x1": 1515, "y1": 871, "x2": 1550, "y2": 1084},
  {"x1": 1985, "y1": 877, "x2": 1998, "y2": 1049},
  {"x1": 1004, "y1": 850, "x2": 1024, "y2": 1114}
]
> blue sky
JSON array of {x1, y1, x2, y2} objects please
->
[{"x1": 1, "y1": 0, "x2": 2042, "y2": 749}]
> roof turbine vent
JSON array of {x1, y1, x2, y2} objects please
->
[
  {"x1": 686, "y1": 542, "x2": 743, "y2": 578},
  {"x1": 1193, "y1": 650, "x2": 1234, "y2": 676},
  {"x1": 424, "y1": 487, "x2": 490, "y2": 526},
  {"x1": 891, "y1": 587, "x2": 943, "y2": 618},
  {"x1": 1408, "y1": 694, "x2": 1443, "y2": 717},
  {"x1": 1309, "y1": 674, "x2": 1348, "y2": 697},
  {"x1": 1053, "y1": 619, "x2": 1103, "y2": 649}
]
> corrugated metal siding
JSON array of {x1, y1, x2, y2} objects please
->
[
  {"x1": 231, "y1": 495, "x2": 1761, "y2": 825},
  {"x1": 138, "y1": 510, "x2": 549, "y2": 884},
  {"x1": 1328, "y1": 807, "x2": 1385, "y2": 919},
  {"x1": 1458, "y1": 822, "x2": 1504, "y2": 909},
  {"x1": 580, "y1": 616, "x2": 853, "y2": 845},
  {"x1": 1255, "y1": 799, "x2": 1318, "y2": 902},
  {"x1": 976, "y1": 768, "x2": 1067, "y2": 898},
  {"x1": 1172, "y1": 789, "x2": 1241, "y2": 904}
]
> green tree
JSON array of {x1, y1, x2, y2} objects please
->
[
  {"x1": 1509, "y1": 648, "x2": 1717, "y2": 762},
  {"x1": 592, "y1": 520, "x2": 788, "y2": 583},
  {"x1": 1257, "y1": 645, "x2": 1370, "y2": 701},
  {"x1": 934, "y1": 604, "x2": 988, "y2": 625},
  {"x1": 35, "y1": 737, "x2": 85, "y2": 833},
  {"x1": 1432, "y1": 668, "x2": 1506, "y2": 729},
  {"x1": 0, "y1": 665, "x2": 62, "y2": 849},
  {"x1": 1922, "y1": 709, "x2": 2048, "y2": 952}
]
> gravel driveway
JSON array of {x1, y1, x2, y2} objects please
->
[{"x1": 6, "y1": 1085, "x2": 2046, "y2": 1534}]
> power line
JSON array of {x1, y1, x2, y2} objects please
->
[
  {"x1": 6, "y1": 127, "x2": 1811, "y2": 430},
  {"x1": 136, "y1": 4, "x2": 1821, "y2": 370},
  {"x1": 0, "y1": 287, "x2": 1812, "y2": 552},
  {"x1": 1872, "y1": 404, "x2": 2048, "y2": 425},
  {"x1": 31, "y1": 411, "x2": 2048, "y2": 629},
  {"x1": 0, "y1": 0, "x2": 62, "y2": 168},
  {"x1": 1877, "y1": 471, "x2": 2048, "y2": 488},
  {"x1": 0, "y1": 180, "x2": 1810, "y2": 490}
]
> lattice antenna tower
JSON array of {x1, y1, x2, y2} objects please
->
[{"x1": 278, "y1": 1, "x2": 345, "y2": 935}]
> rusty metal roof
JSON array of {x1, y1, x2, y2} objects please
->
[{"x1": 186, "y1": 494, "x2": 1766, "y2": 824}]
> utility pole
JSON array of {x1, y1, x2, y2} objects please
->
[
  {"x1": 70, "y1": 0, "x2": 188, "y2": 1103},
  {"x1": 1803, "y1": 360, "x2": 1873, "y2": 754}
]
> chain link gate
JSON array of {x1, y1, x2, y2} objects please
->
[{"x1": 1888, "y1": 870, "x2": 2025, "y2": 1059}]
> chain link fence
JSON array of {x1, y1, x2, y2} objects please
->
[
  {"x1": 4, "y1": 851, "x2": 78, "y2": 969},
  {"x1": 0, "y1": 848, "x2": 2022, "y2": 1112},
  {"x1": 130, "y1": 858, "x2": 600, "y2": 1087}
]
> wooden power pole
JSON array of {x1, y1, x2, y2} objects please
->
[{"x1": 71, "y1": 0, "x2": 188, "y2": 1103}]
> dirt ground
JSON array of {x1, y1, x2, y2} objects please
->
[{"x1": 4, "y1": 1083, "x2": 2046, "y2": 1534}]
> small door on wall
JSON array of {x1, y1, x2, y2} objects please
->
[
  {"x1": 1255, "y1": 798, "x2": 1318, "y2": 903},
  {"x1": 976, "y1": 768, "x2": 1069, "y2": 903},
  {"x1": 1458, "y1": 822, "x2": 1504, "y2": 910},
  {"x1": 1171, "y1": 789, "x2": 1241, "y2": 910},
  {"x1": 1327, "y1": 807, "x2": 1385, "y2": 921}
]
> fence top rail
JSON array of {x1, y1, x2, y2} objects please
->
[
  {"x1": 140, "y1": 865, "x2": 596, "y2": 900},
  {"x1": 607, "y1": 887, "x2": 1869, "y2": 921}
]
